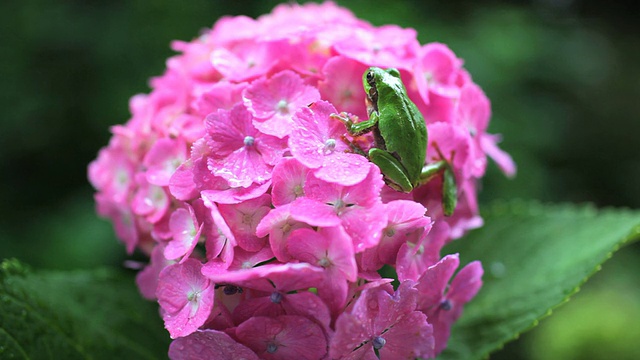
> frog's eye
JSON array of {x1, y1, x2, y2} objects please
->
[{"x1": 366, "y1": 70, "x2": 375, "y2": 83}]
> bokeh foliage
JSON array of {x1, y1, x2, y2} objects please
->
[{"x1": 1, "y1": 1, "x2": 638, "y2": 359}]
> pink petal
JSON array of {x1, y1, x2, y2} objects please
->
[
  {"x1": 314, "y1": 151, "x2": 370, "y2": 186},
  {"x1": 136, "y1": 244, "x2": 176, "y2": 300},
  {"x1": 271, "y1": 157, "x2": 310, "y2": 207},
  {"x1": 218, "y1": 194, "x2": 271, "y2": 252},
  {"x1": 288, "y1": 197, "x2": 342, "y2": 227},
  {"x1": 244, "y1": 70, "x2": 321, "y2": 138},
  {"x1": 480, "y1": 133, "x2": 517, "y2": 177},
  {"x1": 200, "y1": 179, "x2": 271, "y2": 205},
  {"x1": 255, "y1": 203, "x2": 312, "y2": 262},
  {"x1": 156, "y1": 259, "x2": 214, "y2": 338},
  {"x1": 191, "y1": 81, "x2": 247, "y2": 117},
  {"x1": 169, "y1": 161, "x2": 198, "y2": 201}
]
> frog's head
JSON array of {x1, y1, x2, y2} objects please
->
[{"x1": 363, "y1": 67, "x2": 403, "y2": 100}]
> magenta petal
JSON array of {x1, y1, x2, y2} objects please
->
[
  {"x1": 340, "y1": 205, "x2": 388, "y2": 252},
  {"x1": 379, "y1": 311, "x2": 434, "y2": 359},
  {"x1": 203, "y1": 263, "x2": 324, "y2": 293},
  {"x1": 236, "y1": 315, "x2": 328, "y2": 360},
  {"x1": 449, "y1": 260, "x2": 484, "y2": 305},
  {"x1": 168, "y1": 330, "x2": 259, "y2": 360},
  {"x1": 415, "y1": 254, "x2": 459, "y2": 310}
]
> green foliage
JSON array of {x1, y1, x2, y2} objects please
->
[
  {"x1": 438, "y1": 201, "x2": 640, "y2": 360},
  {"x1": 0, "y1": 259, "x2": 170, "y2": 360}
]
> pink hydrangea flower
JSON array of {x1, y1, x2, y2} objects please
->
[
  {"x1": 236, "y1": 315, "x2": 328, "y2": 360},
  {"x1": 168, "y1": 330, "x2": 259, "y2": 360},
  {"x1": 205, "y1": 104, "x2": 286, "y2": 188},
  {"x1": 156, "y1": 259, "x2": 215, "y2": 339},
  {"x1": 89, "y1": 2, "x2": 513, "y2": 358},
  {"x1": 289, "y1": 100, "x2": 371, "y2": 186},
  {"x1": 331, "y1": 281, "x2": 434, "y2": 359},
  {"x1": 243, "y1": 70, "x2": 321, "y2": 138},
  {"x1": 415, "y1": 254, "x2": 484, "y2": 354}
]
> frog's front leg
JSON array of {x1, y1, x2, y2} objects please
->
[
  {"x1": 330, "y1": 112, "x2": 379, "y2": 137},
  {"x1": 369, "y1": 148, "x2": 413, "y2": 192}
]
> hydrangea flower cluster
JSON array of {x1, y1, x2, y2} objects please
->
[{"x1": 89, "y1": 2, "x2": 515, "y2": 359}]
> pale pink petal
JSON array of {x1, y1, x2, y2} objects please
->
[
  {"x1": 317, "y1": 56, "x2": 369, "y2": 118},
  {"x1": 144, "y1": 137, "x2": 188, "y2": 186},
  {"x1": 165, "y1": 206, "x2": 203, "y2": 262},
  {"x1": 136, "y1": 244, "x2": 176, "y2": 300}
]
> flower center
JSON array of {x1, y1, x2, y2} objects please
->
[
  {"x1": 270, "y1": 291, "x2": 283, "y2": 304},
  {"x1": 276, "y1": 99, "x2": 289, "y2": 114},
  {"x1": 266, "y1": 342, "x2": 278, "y2": 354},
  {"x1": 440, "y1": 299, "x2": 452, "y2": 311},
  {"x1": 372, "y1": 336, "x2": 386, "y2": 350},
  {"x1": 384, "y1": 227, "x2": 396, "y2": 237},
  {"x1": 244, "y1": 136, "x2": 255, "y2": 147},
  {"x1": 223, "y1": 285, "x2": 242, "y2": 295},
  {"x1": 318, "y1": 257, "x2": 331, "y2": 268},
  {"x1": 323, "y1": 138, "x2": 336, "y2": 154}
]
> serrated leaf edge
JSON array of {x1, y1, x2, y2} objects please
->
[{"x1": 478, "y1": 222, "x2": 640, "y2": 359}]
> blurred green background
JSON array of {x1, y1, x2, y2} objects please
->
[{"x1": 1, "y1": 1, "x2": 638, "y2": 359}]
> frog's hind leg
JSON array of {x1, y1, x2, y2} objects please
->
[{"x1": 369, "y1": 148, "x2": 413, "y2": 192}]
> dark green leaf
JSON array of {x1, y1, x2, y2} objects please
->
[
  {"x1": 0, "y1": 259, "x2": 170, "y2": 360},
  {"x1": 438, "y1": 201, "x2": 640, "y2": 360}
]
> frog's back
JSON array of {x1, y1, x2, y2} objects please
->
[{"x1": 376, "y1": 75, "x2": 427, "y2": 183}]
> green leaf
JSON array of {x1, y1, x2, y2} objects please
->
[
  {"x1": 0, "y1": 259, "x2": 170, "y2": 359},
  {"x1": 438, "y1": 201, "x2": 640, "y2": 360}
]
